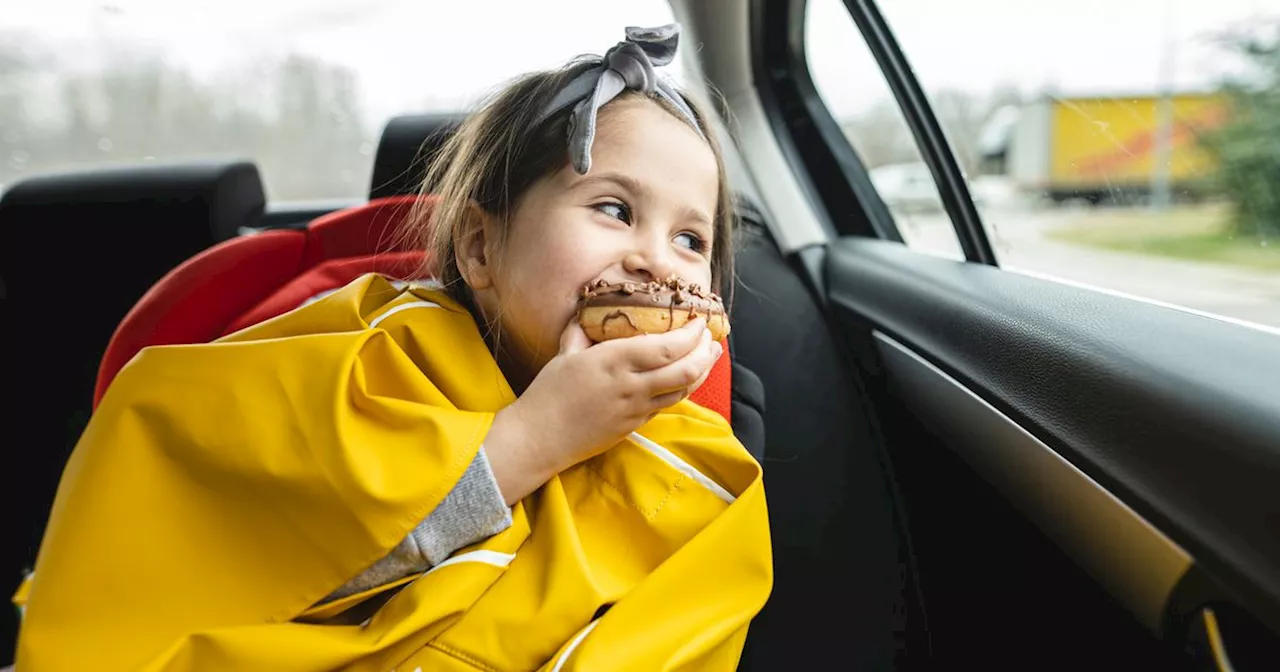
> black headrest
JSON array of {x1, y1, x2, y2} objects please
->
[
  {"x1": 1, "y1": 160, "x2": 267, "y2": 583},
  {"x1": 369, "y1": 113, "x2": 464, "y2": 199},
  {"x1": 1, "y1": 161, "x2": 265, "y2": 244}
]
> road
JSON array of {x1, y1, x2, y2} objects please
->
[{"x1": 893, "y1": 205, "x2": 1280, "y2": 330}]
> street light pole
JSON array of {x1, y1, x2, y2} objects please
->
[{"x1": 1151, "y1": 0, "x2": 1177, "y2": 211}]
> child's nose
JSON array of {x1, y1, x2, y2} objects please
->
[{"x1": 622, "y1": 243, "x2": 677, "y2": 283}]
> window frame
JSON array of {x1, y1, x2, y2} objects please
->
[
  {"x1": 749, "y1": 0, "x2": 901, "y2": 244},
  {"x1": 754, "y1": 0, "x2": 997, "y2": 264}
]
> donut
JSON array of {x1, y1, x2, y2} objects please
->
[{"x1": 578, "y1": 277, "x2": 729, "y2": 343}]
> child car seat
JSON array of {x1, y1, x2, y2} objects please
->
[{"x1": 94, "y1": 196, "x2": 735, "y2": 425}]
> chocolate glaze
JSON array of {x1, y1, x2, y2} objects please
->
[
  {"x1": 579, "y1": 276, "x2": 725, "y2": 316},
  {"x1": 601, "y1": 310, "x2": 640, "y2": 332}
]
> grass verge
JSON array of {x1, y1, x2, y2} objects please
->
[{"x1": 1046, "y1": 205, "x2": 1280, "y2": 271}]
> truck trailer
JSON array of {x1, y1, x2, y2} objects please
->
[{"x1": 980, "y1": 92, "x2": 1229, "y2": 205}]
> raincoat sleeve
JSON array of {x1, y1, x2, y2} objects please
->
[
  {"x1": 322, "y1": 446, "x2": 512, "y2": 603},
  {"x1": 19, "y1": 325, "x2": 498, "y2": 670}
]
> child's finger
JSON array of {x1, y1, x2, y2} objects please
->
[
  {"x1": 688, "y1": 340, "x2": 724, "y2": 394},
  {"x1": 649, "y1": 388, "x2": 688, "y2": 412},
  {"x1": 641, "y1": 333, "x2": 719, "y2": 397},
  {"x1": 611, "y1": 317, "x2": 707, "y2": 372},
  {"x1": 559, "y1": 318, "x2": 593, "y2": 355}
]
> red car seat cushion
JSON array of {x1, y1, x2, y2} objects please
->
[{"x1": 95, "y1": 196, "x2": 733, "y2": 423}]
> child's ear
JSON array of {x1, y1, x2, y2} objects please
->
[{"x1": 455, "y1": 203, "x2": 495, "y2": 291}]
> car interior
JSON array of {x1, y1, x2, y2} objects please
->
[{"x1": 3, "y1": 0, "x2": 1278, "y2": 669}]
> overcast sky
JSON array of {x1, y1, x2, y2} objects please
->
[{"x1": 6, "y1": 0, "x2": 1278, "y2": 122}]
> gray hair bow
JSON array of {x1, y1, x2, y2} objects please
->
[{"x1": 536, "y1": 23, "x2": 705, "y2": 174}]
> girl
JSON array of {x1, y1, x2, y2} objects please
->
[{"x1": 18, "y1": 24, "x2": 771, "y2": 671}]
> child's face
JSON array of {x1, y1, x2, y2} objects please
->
[{"x1": 471, "y1": 97, "x2": 719, "y2": 383}]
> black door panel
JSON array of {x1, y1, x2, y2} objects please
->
[
  {"x1": 823, "y1": 236, "x2": 1280, "y2": 642},
  {"x1": 875, "y1": 328, "x2": 1192, "y2": 635},
  {"x1": 745, "y1": 0, "x2": 1279, "y2": 664}
]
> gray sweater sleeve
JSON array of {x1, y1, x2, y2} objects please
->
[{"x1": 320, "y1": 445, "x2": 512, "y2": 603}]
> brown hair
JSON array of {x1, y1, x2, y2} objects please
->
[{"x1": 402, "y1": 57, "x2": 736, "y2": 309}]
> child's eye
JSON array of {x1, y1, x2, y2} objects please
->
[
  {"x1": 675, "y1": 232, "x2": 709, "y2": 254},
  {"x1": 593, "y1": 202, "x2": 631, "y2": 224}
]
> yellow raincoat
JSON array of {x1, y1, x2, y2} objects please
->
[{"x1": 17, "y1": 274, "x2": 772, "y2": 671}]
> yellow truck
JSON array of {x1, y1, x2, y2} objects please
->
[{"x1": 982, "y1": 92, "x2": 1229, "y2": 205}]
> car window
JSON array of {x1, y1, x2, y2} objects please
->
[
  {"x1": 0, "y1": 1, "x2": 679, "y2": 203},
  {"x1": 807, "y1": 0, "x2": 1279, "y2": 329},
  {"x1": 803, "y1": 0, "x2": 962, "y2": 260}
]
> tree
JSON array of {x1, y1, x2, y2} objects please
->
[
  {"x1": 933, "y1": 85, "x2": 1025, "y2": 176},
  {"x1": 840, "y1": 100, "x2": 918, "y2": 169},
  {"x1": 1201, "y1": 19, "x2": 1280, "y2": 238},
  {"x1": 931, "y1": 88, "x2": 984, "y2": 173},
  {"x1": 839, "y1": 85, "x2": 1024, "y2": 175},
  {"x1": 0, "y1": 32, "x2": 54, "y2": 183},
  {"x1": 262, "y1": 55, "x2": 372, "y2": 200},
  {"x1": 0, "y1": 35, "x2": 32, "y2": 131},
  {"x1": 0, "y1": 31, "x2": 379, "y2": 202}
]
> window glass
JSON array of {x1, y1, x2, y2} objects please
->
[
  {"x1": 1, "y1": 0, "x2": 679, "y2": 202},
  {"x1": 808, "y1": 0, "x2": 1280, "y2": 329},
  {"x1": 804, "y1": 0, "x2": 963, "y2": 260}
]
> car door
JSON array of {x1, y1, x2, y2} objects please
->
[{"x1": 683, "y1": 0, "x2": 1279, "y2": 668}]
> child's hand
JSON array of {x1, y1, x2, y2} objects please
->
[{"x1": 484, "y1": 317, "x2": 722, "y2": 505}]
